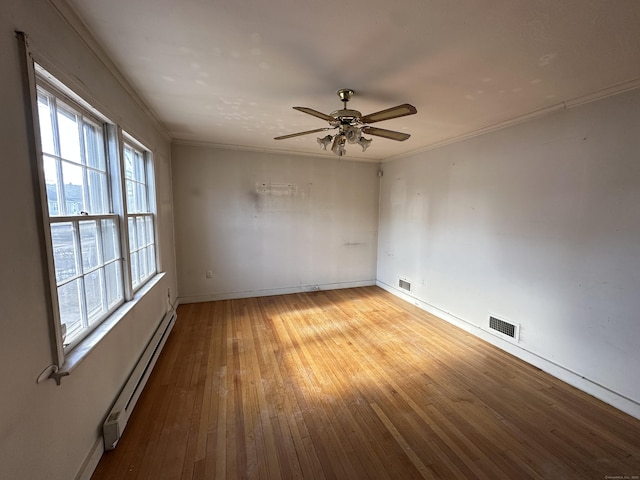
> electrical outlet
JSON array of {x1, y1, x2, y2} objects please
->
[{"x1": 206, "y1": 270, "x2": 213, "y2": 278}]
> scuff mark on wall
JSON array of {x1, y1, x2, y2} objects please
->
[{"x1": 253, "y1": 181, "x2": 311, "y2": 213}]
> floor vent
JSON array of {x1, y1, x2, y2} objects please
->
[
  {"x1": 399, "y1": 279, "x2": 411, "y2": 291},
  {"x1": 489, "y1": 315, "x2": 519, "y2": 342}
]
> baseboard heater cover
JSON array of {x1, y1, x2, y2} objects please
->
[{"x1": 103, "y1": 309, "x2": 177, "y2": 450}]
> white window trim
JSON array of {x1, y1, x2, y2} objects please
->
[
  {"x1": 50, "y1": 214, "x2": 126, "y2": 352},
  {"x1": 18, "y1": 32, "x2": 162, "y2": 384},
  {"x1": 122, "y1": 135, "x2": 158, "y2": 294},
  {"x1": 49, "y1": 272, "x2": 166, "y2": 384}
]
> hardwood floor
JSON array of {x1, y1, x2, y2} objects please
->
[{"x1": 92, "y1": 286, "x2": 640, "y2": 479}]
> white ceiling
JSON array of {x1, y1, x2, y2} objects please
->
[{"x1": 64, "y1": 0, "x2": 640, "y2": 161}]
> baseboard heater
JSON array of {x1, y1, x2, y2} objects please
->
[{"x1": 103, "y1": 309, "x2": 177, "y2": 450}]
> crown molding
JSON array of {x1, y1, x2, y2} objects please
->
[
  {"x1": 48, "y1": 0, "x2": 170, "y2": 142},
  {"x1": 384, "y1": 77, "x2": 640, "y2": 163}
]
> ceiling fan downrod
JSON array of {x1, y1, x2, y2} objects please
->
[{"x1": 337, "y1": 88, "x2": 354, "y2": 108}]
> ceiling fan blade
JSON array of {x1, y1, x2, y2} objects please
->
[
  {"x1": 293, "y1": 107, "x2": 336, "y2": 122},
  {"x1": 274, "y1": 127, "x2": 332, "y2": 140},
  {"x1": 361, "y1": 126, "x2": 411, "y2": 141},
  {"x1": 360, "y1": 104, "x2": 417, "y2": 124}
]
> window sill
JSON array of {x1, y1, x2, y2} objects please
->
[{"x1": 46, "y1": 272, "x2": 166, "y2": 385}]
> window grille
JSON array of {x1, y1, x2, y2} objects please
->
[{"x1": 34, "y1": 68, "x2": 157, "y2": 352}]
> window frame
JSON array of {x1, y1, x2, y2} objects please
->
[
  {"x1": 49, "y1": 214, "x2": 125, "y2": 351},
  {"x1": 22, "y1": 48, "x2": 161, "y2": 375},
  {"x1": 122, "y1": 137, "x2": 158, "y2": 292},
  {"x1": 35, "y1": 83, "x2": 130, "y2": 351}
]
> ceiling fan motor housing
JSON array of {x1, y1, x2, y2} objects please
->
[{"x1": 331, "y1": 109, "x2": 362, "y2": 125}]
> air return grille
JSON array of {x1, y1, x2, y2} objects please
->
[
  {"x1": 489, "y1": 316, "x2": 519, "y2": 342},
  {"x1": 399, "y1": 279, "x2": 411, "y2": 291}
]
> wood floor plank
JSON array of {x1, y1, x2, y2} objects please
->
[
  {"x1": 370, "y1": 402, "x2": 436, "y2": 479},
  {"x1": 92, "y1": 286, "x2": 640, "y2": 479},
  {"x1": 202, "y1": 300, "x2": 228, "y2": 479}
]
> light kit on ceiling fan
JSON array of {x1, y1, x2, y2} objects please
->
[{"x1": 275, "y1": 89, "x2": 417, "y2": 157}]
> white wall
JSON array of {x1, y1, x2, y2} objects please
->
[
  {"x1": 2, "y1": 3, "x2": 637, "y2": 478},
  {"x1": 377, "y1": 87, "x2": 640, "y2": 418},
  {"x1": 172, "y1": 144, "x2": 379, "y2": 302},
  {"x1": 0, "y1": 1, "x2": 177, "y2": 479}
]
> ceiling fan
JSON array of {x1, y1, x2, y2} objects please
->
[{"x1": 274, "y1": 89, "x2": 417, "y2": 156}]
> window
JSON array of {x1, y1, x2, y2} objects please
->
[
  {"x1": 34, "y1": 68, "x2": 157, "y2": 353},
  {"x1": 123, "y1": 142, "x2": 156, "y2": 289}
]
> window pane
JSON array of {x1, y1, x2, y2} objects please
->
[
  {"x1": 128, "y1": 217, "x2": 137, "y2": 250},
  {"x1": 139, "y1": 245, "x2": 149, "y2": 280},
  {"x1": 43, "y1": 156, "x2": 60, "y2": 216},
  {"x1": 79, "y1": 221, "x2": 100, "y2": 271},
  {"x1": 85, "y1": 269, "x2": 105, "y2": 324},
  {"x1": 83, "y1": 122, "x2": 106, "y2": 170},
  {"x1": 87, "y1": 169, "x2": 108, "y2": 214},
  {"x1": 37, "y1": 93, "x2": 55, "y2": 155},
  {"x1": 105, "y1": 261, "x2": 122, "y2": 308},
  {"x1": 134, "y1": 152, "x2": 145, "y2": 182},
  {"x1": 147, "y1": 243, "x2": 156, "y2": 274},
  {"x1": 61, "y1": 162, "x2": 84, "y2": 214},
  {"x1": 131, "y1": 250, "x2": 139, "y2": 288},
  {"x1": 124, "y1": 146, "x2": 134, "y2": 179},
  {"x1": 145, "y1": 215, "x2": 154, "y2": 240},
  {"x1": 51, "y1": 222, "x2": 79, "y2": 283},
  {"x1": 137, "y1": 183, "x2": 148, "y2": 212},
  {"x1": 136, "y1": 216, "x2": 147, "y2": 247},
  {"x1": 125, "y1": 179, "x2": 136, "y2": 212},
  {"x1": 101, "y1": 218, "x2": 119, "y2": 262},
  {"x1": 57, "y1": 106, "x2": 81, "y2": 163},
  {"x1": 59, "y1": 279, "x2": 83, "y2": 341}
]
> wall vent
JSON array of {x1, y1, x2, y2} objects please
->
[
  {"x1": 399, "y1": 279, "x2": 411, "y2": 291},
  {"x1": 489, "y1": 315, "x2": 519, "y2": 342}
]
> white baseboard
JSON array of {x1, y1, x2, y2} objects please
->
[
  {"x1": 376, "y1": 280, "x2": 640, "y2": 420},
  {"x1": 75, "y1": 437, "x2": 103, "y2": 480},
  {"x1": 178, "y1": 280, "x2": 377, "y2": 304}
]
